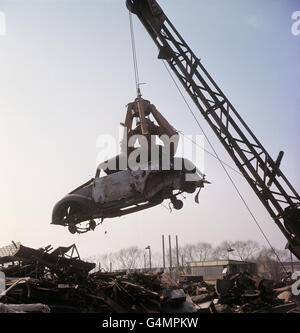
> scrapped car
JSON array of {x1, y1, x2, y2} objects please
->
[{"x1": 52, "y1": 157, "x2": 209, "y2": 234}]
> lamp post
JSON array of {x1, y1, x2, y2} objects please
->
[
  {"x1": 145, "y1": 245, "x2": 152, "y2": 270},
  {"x1": 227, "y1": 248, "x2": 235, "y2": 260}
]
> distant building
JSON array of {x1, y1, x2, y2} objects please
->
[
  {"x1": 187, "y1": 260, "x2": 257, "y2": 280},
  {"x1": 256, "y1": 260, "x2": 300, "y2": 280},
  {"x1": 281, "y1": 261, "x2": 300, "y2": 273}
]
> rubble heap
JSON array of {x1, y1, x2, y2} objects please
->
[
  {"x1": 180, "y1": 272, "x2": 300, "y2": 313},
  {"x1": 0, "y1": 244, "x2": 299, "y2": 313}
]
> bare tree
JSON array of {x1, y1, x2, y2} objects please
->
[
  {"x1": 150, "y1": 252, "x2": 163, "y2": 268},
  {"x1": 276, "y1": 249, "x2": 291, "y2": 262},
  {"x1": 194, "y1": 242, "x2": 213, "y2": 262},
  {"x1": 181, "y1": 244, "x2": 197, "y2": 263},
  {"x1": 114, "y1": 246, "x2": 143, "y2": 270},
  {"x1": 212, "y1": 241, "x2": 234, "y2": 260},
  {"x1": 89, "y1": 239, "x2": 284, "y2": 275},
  {"x1": 254, "y1": 247, "x2": 288, "y2": 281},
  {"x1": 231, "y1": 240, "x2": 261, "y2": 261},
  {"x1": 92, "y1": 252, "x2": 117, "y2": 272}
]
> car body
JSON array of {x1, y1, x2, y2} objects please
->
[{"x1": 52, "y1": 157, "x2": 208, "y2": 233}]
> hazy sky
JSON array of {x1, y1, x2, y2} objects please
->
[{"x1": 0, "y1": 0, "x2": 299, "y2": 259}]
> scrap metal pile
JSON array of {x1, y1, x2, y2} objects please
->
[
  {"x1": 0, "y1": 243, "x2": 200, "y2": 313},
  {"x1": 0, "y1": 244, "x2": 299, "y2": 313},
  {"x1": 180, "y1": 273, "x2": 300, "y2": 313}
]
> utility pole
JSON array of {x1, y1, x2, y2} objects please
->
[
  {"x1": 162, "y1": 235, "x2": 166, "y2": 269},
  {"x1": 176, "y1": 235, "x2": 180, "y2": 268},
  {"x1": 169, "y1": 235, "x2": 172, "y2": 273},
  {"x1": 145, "y1": 246, "x2": 152, "y2": 270}
]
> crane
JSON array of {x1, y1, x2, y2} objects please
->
[{"x1": 126, "y1": 0, "x2": 300, "y2": 259}]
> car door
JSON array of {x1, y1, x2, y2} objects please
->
[
  {"x1": 92, "y1": 170, "x2": 132, "y2": 204},
  {"x1": 92, "y1": 169, "x2": 151, "y2": 204}
]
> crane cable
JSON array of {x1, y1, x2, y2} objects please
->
[
  {"x1": 162, "y1": 60, "x2": 288, "y2": 274},
  {"x1": 129, "y1": 13, "x2": 242, "y2": 176},
  {"x1": 129, "y1": 13, "x2": 241, "y2": 176},
  {"x1": 177, "y1": 130, "x2": 244, "y2": 177},
  {"x1": 129, "y1": 11, "x2": 142, "y2": 98}
]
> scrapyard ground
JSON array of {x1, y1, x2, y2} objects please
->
[{"x1": 0, "y1": 244, "x2": 299, "y2": 314}]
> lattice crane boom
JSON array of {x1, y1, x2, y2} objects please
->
[{"x1": 126, "y1": 0, "x2": 300, "y2": 259}]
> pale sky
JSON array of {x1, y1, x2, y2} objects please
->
[{"x1": 0, "y1": 0, "x2": 299, "y2": 259}]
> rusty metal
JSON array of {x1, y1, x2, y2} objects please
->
[
  {"x1": 122, "y1": 97, "x2": 178, "y2": 159},
  {"x1": 52, "y1": 97, "x2": 208, "y2": 234},
  {"x1": 1, "y1": 244, "x2": 298, "y2": 313},
  {"x1": 0, "y1": 244, "x2": 95, "y2": 278}
]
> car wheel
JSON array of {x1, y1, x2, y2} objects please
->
[
  {"x1": 172, "y1": 199, "x2": 183, "y2": 210},
  {"x1": 68, "y1": 222, "x2": 77, "y2": 234}
]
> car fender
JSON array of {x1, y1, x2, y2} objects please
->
[{"x1": 51, "y1": 194, "x2": 92, "y2": 225}]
